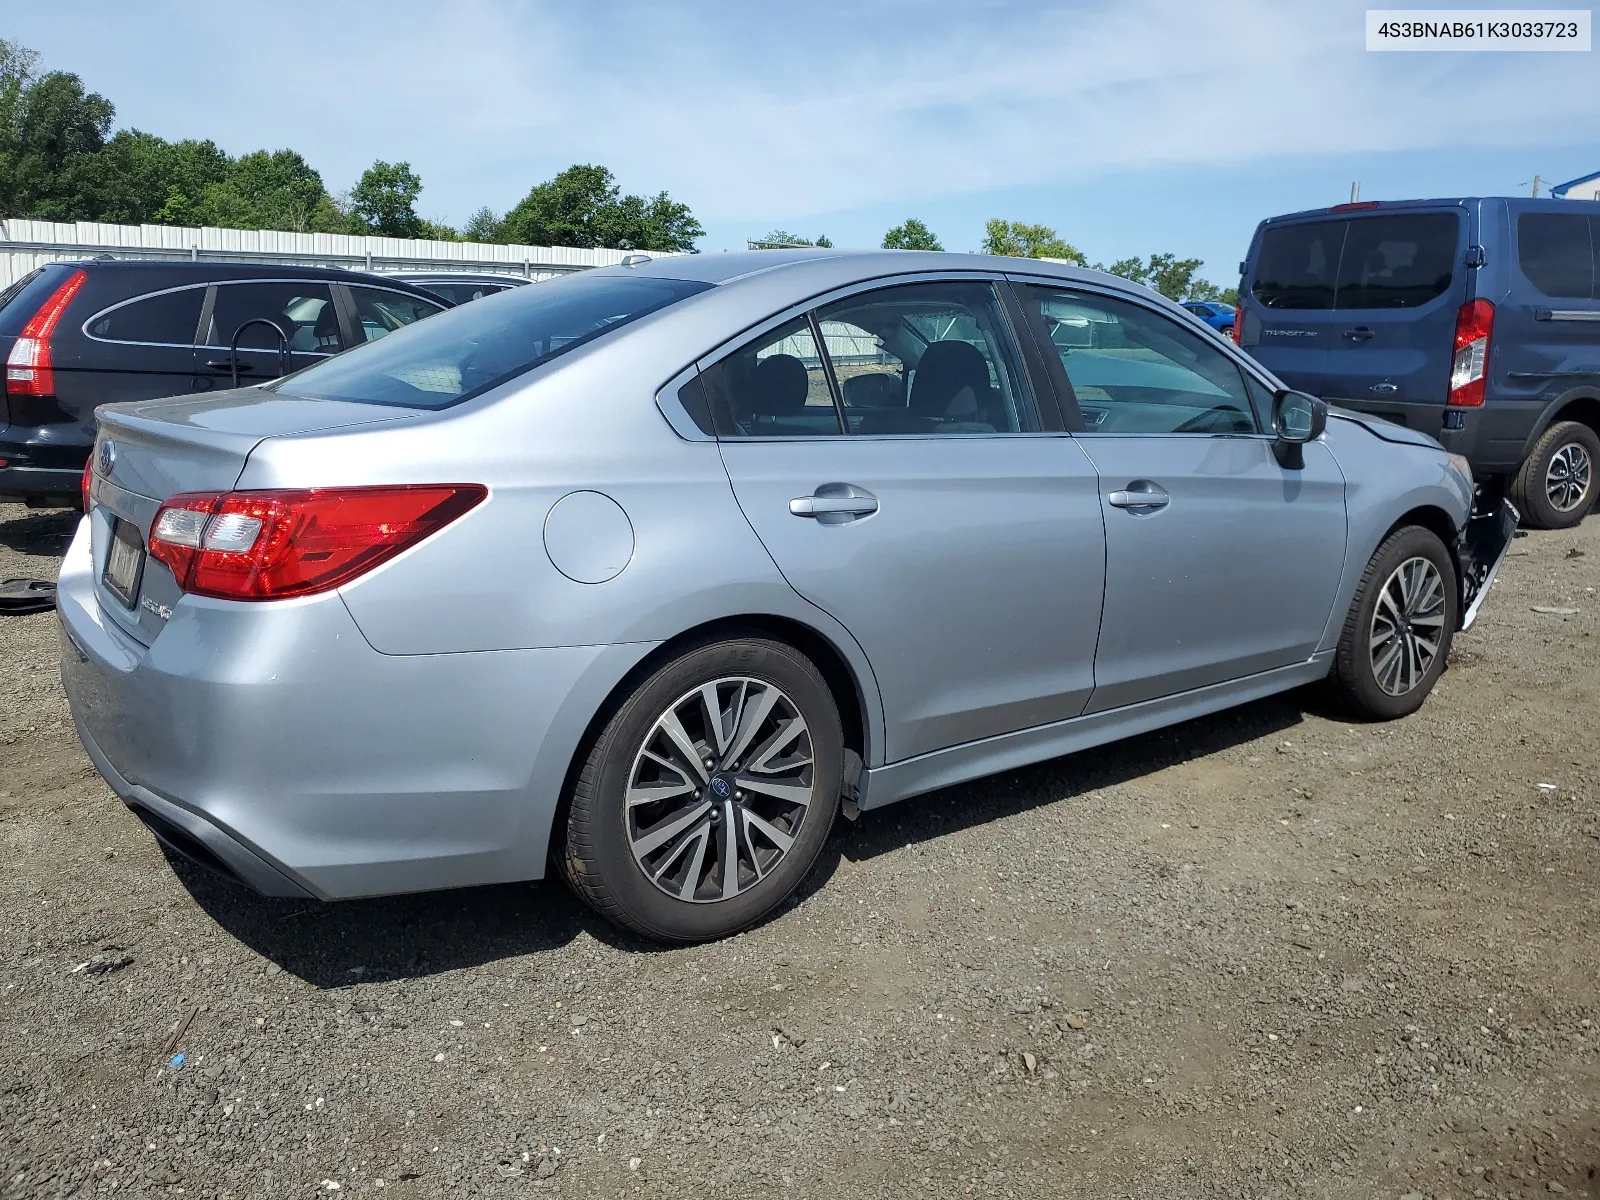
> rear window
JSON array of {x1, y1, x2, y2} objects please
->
[
  {"x1": 0, "y1": 266, "x2": 80, "y2": 336},
  {"x1": 273, "y1": 274, "x2": 712, "y2": 409},
  {"x1": 1253, "y1": 212, "x2": 1459, "y2": 310},
  {"x1": 1518, "y1": 212, "x2": 1598, "y2": 299}
]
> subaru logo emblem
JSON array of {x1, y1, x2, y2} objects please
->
[
  {"x1": 710, "y1": 777, "x2": 732, "y2": 799},
  {"x1": 97, "y1": 440, "x2": 116, "y2": 476}
]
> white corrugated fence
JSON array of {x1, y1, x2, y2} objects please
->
[{"x1": 0, "y1": 218, "x2": 677, "y2": 288}]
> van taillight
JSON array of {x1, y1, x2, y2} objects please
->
[
  {"x1": 1231, "y1": 302, "x2": 1245, "y2": 345},
  {"x1": 1449, "y1": 298, "x2": 1495, "y2": 408},
  {"x1": 148, "y1": 484, "x2": 487, "y2": 600},
  {"x1": 4, "y1": 268, "x2": 87, "y2": 397}
]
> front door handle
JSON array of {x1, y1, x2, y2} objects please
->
[
  {"x1": 1107, "y1": 482, "x2": 1170, "y2": 511},
  {"x1": 790, "y1": 484, "x2": 878, "y2": 523},
  {"x1": 205, "y1": 359, "x2": 251, "y2": 372},
  {"x1": 1344, "y1": 327, "x2": 1375, "y2": 341}
]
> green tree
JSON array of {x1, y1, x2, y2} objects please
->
[
  {"x1": 982, "y1": 219, "x2": 1085, "y2": 263},
  {"x1": 1098, "y1": 251, "x2": 1232, "y2": 303},
  {"x1": 92, "y1": 130, "x2": 230, "y2": 224},
  {"x1": 752, "y1": 229, "x2": 831, "y2": 249},
  {"x1": 350, "y1": 159, "x2": 424, "y2": 237},
  {"x1": 462, "y1": 205, "x2": 502, "y2": 242},
  {"x1": 0, "y1": 70, "x2": 116, "y2": 220},
  {"x1": 882, "y1": 218, "x2": 943, "y2": 251},
  {"x1": 501, "y1": 164, "x2": 702, "y2": 251},
  {"x1": 194, "y1": 149, "x2": 342, "y2": 232}
]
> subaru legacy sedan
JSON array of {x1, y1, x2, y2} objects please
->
[{"x1": 58, "y1": 250, "x2": 1514, "y2": 943}]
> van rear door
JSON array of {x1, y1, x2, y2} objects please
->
[
  {"x1": 1241, "y1": 218, "x2": 1345, "y2": 395},
  {"x1": 1318, "y1": 207, "x2": 1467, "y2": 423}
]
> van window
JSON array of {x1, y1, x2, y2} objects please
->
[
  {"x1": 1518, "y1": 213, "x2": 1597, "y2": 299},
  {"x1": 1333, "y1": 214, "x2": 1457, "y2": 308},
  {"x1": 1253, "y1": 213, "x2": 1459, "y2": 310}
]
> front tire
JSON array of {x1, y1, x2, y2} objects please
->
[
  {"x1": 562, "y1": 637, "x2": 843, "y2": 943},
  {"x1": 1330, "y1": 525, "x2": 1458, "y2": 720},
  {"x1": 1510, "y1": 420, "x2": 1599, "y2": 530}
]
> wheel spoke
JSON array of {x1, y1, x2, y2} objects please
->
[
  {"x1": 633, "y1": 800, "x2": 712, "y2": 857},
  {"x1": 746, "y1": 717, "x2": 809, "y2": 774},
  {"x1": 742, "y1": 808, "x2": 795, "y2": 855},
  {"x1": 626, "y1": 779, "x2": 697, "y2": 808},
  {"x1": 672, "y1": 825, "x2": 713, "y2": 900},
  {"x1": 735, "y1": 774, "x2": 814, "y2": 806},
  {"x1": 721, "y1": 683, "x2": 780, "y2": 769},
  {"x1": 719, "y1": 801, "x2": 741, "y2": 899},
  {"x1": 657, "y1": 710, "x2": 710, "y2": 784}
]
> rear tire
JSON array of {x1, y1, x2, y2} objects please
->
[
  {"x1": 562, "y1": 637, "x2": 842, "y2": 943},
  {"x1": 1510, "y1": 420, "x2": 1599, "y2": 530},
  {"x1": 1330, "y1": 525, "x2": 1458, "y2": 720}
]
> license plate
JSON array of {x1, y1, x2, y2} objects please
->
[{"x1": 102, "y1": 518, "x2": 146, "y2": 609}]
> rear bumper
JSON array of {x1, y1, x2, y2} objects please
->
[
  {"x1": 0, "y1": 463, "x2": 81, "y2": 498},
  {"x1": 56, "y1": 520, "x2": 657, "y2": 900},
  {"x1": 0, "y1": 429, "x2": 92, "y2": 497}
]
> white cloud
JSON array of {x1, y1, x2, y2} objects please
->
[{"x1": 16, "y1": 0, "x2": 1600, "y2": 224}]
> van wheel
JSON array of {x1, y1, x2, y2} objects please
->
[
  {"x1": 1511, "y1": 420, "x2": 1600, "y2": 529},
  {"x1": 562, "y1": 637, "x2": 842, "y2": 943},
  {"x1": 1330, "y1": 525, "x2": 1458, "y2": 720}
]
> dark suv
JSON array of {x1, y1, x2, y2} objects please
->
[
  {"x1": 0, "y1": 261, "x2": 448, "y2": 502},
  {"x1": 1237, "y1": 198, "x2": 1600, "y2": 528}
]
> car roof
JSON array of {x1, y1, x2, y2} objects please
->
[
  {"x1": 42, "y1": 259, "x2": 449, "y2": 300},
  {"x1": 1257, "y1": 196, "x2": 1599, "y2": 227},
  {"x1": 382, "y1": 271, "x2": 530, "y2": 284}
]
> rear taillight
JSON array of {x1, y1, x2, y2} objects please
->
[
  {"x1": 148, "y1": 484, "x2": 487, "y2": 600},
  {"x1": 5, "y1": 268, "x2": 86, "y2": 397},
  {"x1": 81, "y1": 457, "x2": 94, "y2": 511},
  {"x1": 1449, "y1": 298, "x2": 1495, "y2": 408},
  {"x1": 1231, "y1": 302, "x2": 1245, "y2": 345}
]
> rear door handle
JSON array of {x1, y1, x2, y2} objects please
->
[
  {"x1": 1344, "y1": 327, "x2": 1375, "y2": 341},
  {"x1": 1107, "y1": 482, "x2": 1170, "y2": 511},
  {"x1": 790, "y1": 485, "x2": 878, "y2": 523},
  {"x1": 205, "y1": 359, "x2": 251, "y2": 371}
]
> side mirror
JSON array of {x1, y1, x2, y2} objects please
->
[{"x1": 1271, "y1": 389, "x2": 1327, "y2": 469}]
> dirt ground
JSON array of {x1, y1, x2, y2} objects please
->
[{"x1": 0, "y1": 498, "x2": 1596, "y2": 1200}]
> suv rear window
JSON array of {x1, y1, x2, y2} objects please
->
[
  {"x1": 1518, "y1": 212, "x2": 1599, "y2": 299},
  {"x1": 1253, "y1": 213, "x2": 1459, "y2": 310},
  {"x1": 273, "y1": 274, "x2": 712, "y2": 409}
]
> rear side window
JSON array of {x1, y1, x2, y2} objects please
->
[
  {"x1": 1518, "y1": 213, "x2": 1598, "y2": 299},
  {"x1": 1253, "y1": 213, "x2": 1459, "y2": 310},
  {"x1": 1333, "y1": 214, "x2": 1457, "y2": 308},
  {"x1": 0, "y1": 267, "x2": 77, "y2": 336},
  {"x1": 209, "y1": 282, "x2": 343, "y2": 353},
  {"x1": 348, "y1": 286, "x2": 446, "y2": 343},
  {"x1": 273, "y1": 274, "x2": 712, "y2": 409},
  {"x1": 86, "y1": 287, "x2": 205, "y2": 345}
]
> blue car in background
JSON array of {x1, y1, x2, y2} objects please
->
[{"x1": 1181, "y1": 300, "x2": 1235, "y2": 336}]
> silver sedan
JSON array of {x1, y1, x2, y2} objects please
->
[{"x1": 58, "y1": 249, "x2": 1514, "y2": 942}]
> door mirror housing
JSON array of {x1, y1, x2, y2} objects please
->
[{"x1": 1271, "y1": 389, "x2": 1328, "y2": 469}]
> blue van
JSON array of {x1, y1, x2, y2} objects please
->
[{"x1": 1237, "y1": 198, "x2": 1600, "y2": 528}]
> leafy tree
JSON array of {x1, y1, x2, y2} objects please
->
[
  {"x1": 414, "y1": 218, "x2": 460, "y2": 241},
  {"x1": 92, "y1": 130, "x2": 229, "y2": 224},
  {"x1": 882, "y1": 218, "x2": 943, "y2": 251},
  {"x1": 0, "y1": 70, "x2": 116, "y2": 220},
  {"x1": 501, "y1": 164, "x2": 702, "y2": 251},
  {"x1": 1098, "y1": 251, "x2": 1233, "y2": 303},
  {"x1": 752, "y1": 229, "x2": 831, "y2": 249},
  {"x1": 193, "y1": 149, "x2": 345, "y2": 232},
  {"x1": 982, "y1": 219, "x2": 1085, "y2": 263},
  {"x1": 462, "y1": 205, "x2": 502, "y2": 242},
  {"x1": 350, "y1": 159, "x2": 424, "y2": 237}
]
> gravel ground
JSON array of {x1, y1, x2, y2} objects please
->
[{"x1": 1, "y1": 499, "x2": 1596, "y2": 1200}]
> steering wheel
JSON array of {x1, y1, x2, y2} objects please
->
[{"x1": 1172, "y1": 405, "x2": 1250, "y2": 434}]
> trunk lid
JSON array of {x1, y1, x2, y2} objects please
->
[{"x1": 87, "y1": 388, "x2": 417, "y2": 645}]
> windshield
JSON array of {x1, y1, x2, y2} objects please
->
[{"x1": 272, "y1": 273, "x2": 712, "y2": 409}]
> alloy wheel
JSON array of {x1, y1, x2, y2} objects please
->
[
  {"x1": 626, "y1": 677, "x2": 816, "y2": 903},
  {"x1": 1544, "y1": 442, "x2": 1593, "y2": 514},
  {"x1": 1369, "y1": 556, "x2": 1448, "y2": 697}
]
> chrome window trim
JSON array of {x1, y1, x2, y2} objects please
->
[{"x1": 80, "y1": 281, "x2": 210, "y2": 349}]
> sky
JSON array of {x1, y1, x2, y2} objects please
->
[{"x1": 9, "y1": 0, "x2": 1600, "y2": 288}]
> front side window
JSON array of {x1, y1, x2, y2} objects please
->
[
  {"x1": 274, "y1": 274, "x2": 711, "y2": 410},
  {"x1": 208, "y1": 282, "x2": 343, "y2": 354},
  {"x1": 1518, "y1": 212, "x2": 1597, "y2": 299},
  {"x1": 817, "y1": 281, "x2": 1038, "y2": 434},
  {"x1": 87, "y1": 287, "x2": 205, "y2": 345},
  {"x1": 1024, "y1": 286, "x2": 1258, "y2": 435},
  {"x1": 348, "y1": 286, "x2": 446, "y2": 343}
]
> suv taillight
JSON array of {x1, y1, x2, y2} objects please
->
[
  {"x1": 1449, "y1": 298, "x2": 1495, "y2": 408},
  {"x1": 148, "y1": 484, "x2": 487, "y2": 600},
  {"x1": 5, "y1": 268, "x2": 87, "y2": 397}
]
